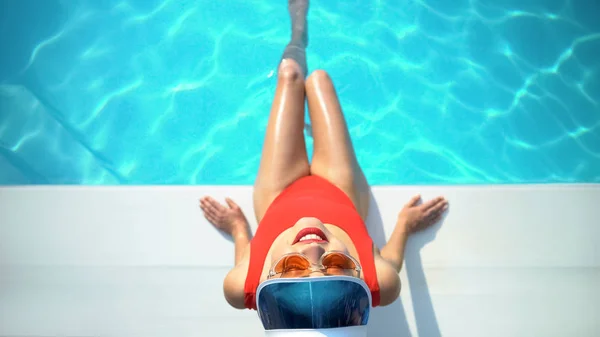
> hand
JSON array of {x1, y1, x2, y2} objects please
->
[
  {"x1": 199, "y1": 196, "x2": 250, "y2": 238},
  {"x1": 397, "y1": 194, "x2": 448, "y2": 234}
]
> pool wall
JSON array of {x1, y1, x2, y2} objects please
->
[{"x1": 1, "y1": 184, "x2": 598, "y2": 336}]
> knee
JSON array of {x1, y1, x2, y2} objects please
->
[
  {"x1": 278, "y1": 60, "x2": 304, "y2": 83},
  {"x1": 306, "y1": 69, "x2": 332, "y2": 86}
]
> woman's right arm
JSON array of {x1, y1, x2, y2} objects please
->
[
  {"x1": 199, "y1": 196, "x2": 253, "y2": 309},
  {"x1": 223, "y1": 241, "x2": 251, "y2": 309}
]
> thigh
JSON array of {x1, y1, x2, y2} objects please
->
[
  {"x1": 305, "y1": 70, "x2": 370, "y2": 221},
  {"x1": 253, "y1": 60, "x2": 310, "y2": 222}
]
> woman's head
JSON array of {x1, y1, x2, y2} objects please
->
[
  {"x1": 256, "y1": 275, "x2": 372, "y2": 331},
  {"x1": 256, "y1": 218, "x2": 373, "y2": 328},
  {"x1": 264, "y1": 217, "x2": 361, "y2": 280}
]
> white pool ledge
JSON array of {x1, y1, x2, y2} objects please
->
[{"x1": 1, "y1": 184, "x2": 599, "y2": 336}]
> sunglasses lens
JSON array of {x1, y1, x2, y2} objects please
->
[
  {"x1": 275, "y1": 254, "x2": 311, "y2": 278},
  {"x1": 322, "y1": 253, "x2": 357, "y2": 276}
]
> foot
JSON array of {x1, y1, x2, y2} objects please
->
[
  {"x1": 199, "y1": 196, "x2": 250, "y2": 238},
  {"x1": 289, "y1": 0, "x2": 309, "y2": 17},
  {"x1": 288, "y1": 0, "x2": 309, "y2": 47}
]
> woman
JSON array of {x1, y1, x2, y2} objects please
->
[{"x1": 199, "y1": 0, "x2": 448, "y2": 327}]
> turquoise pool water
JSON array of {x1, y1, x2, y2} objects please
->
[{"x1": 0, "y1": 0, "x2": 599, "y2": 185}]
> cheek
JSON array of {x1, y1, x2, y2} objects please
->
[
  {"x1": 270, "y1": 238, "x2": 295, "y2": 265},
  {"x1": 327, "y1": 239, "x2": 350, "y2": 254}
]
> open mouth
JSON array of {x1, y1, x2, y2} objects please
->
[{"x1": 293, "y1": 227, "x2": 329, "y2": 245}]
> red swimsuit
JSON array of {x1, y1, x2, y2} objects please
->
[{"x1": 243, "y1": 175, "x2": 380, "y2": 310}]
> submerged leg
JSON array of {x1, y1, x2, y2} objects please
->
[
  {"x1": 252, "y1": 0, "x2": 311, "y2": 222},
  {"x1": 281, "y1": 0, "x2": 309, "y2": 76}
]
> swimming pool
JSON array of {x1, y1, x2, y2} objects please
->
[{"x1": 0, "y1": 0, "x2": 598, "y2": 185}]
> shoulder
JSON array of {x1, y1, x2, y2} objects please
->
[
  {"x1": 223, "y1": 245, "x2": 251, "y2": 309},
  {"x1": 373, "y1": 247, "x2": 401, "y2": 306}
]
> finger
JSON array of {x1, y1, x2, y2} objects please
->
[
  {"x1": 225, "y1": 197, "x2": 239, "y2": 210},
  {"x1": 204, "y1": 197, "x2": 226, "y2": 212},
  {"x1": 201, "y1": 198, "x2": 223, "y2": 215},
  {"x1": 201, "y1": 207, "x2": 219, "y2": 222},
  {"x1": 426, "y1": 212, "x2": 444, "y2": 226},
  {"x1": 200, "y1": 196, "x2": 214, "y2": 204},
  {"x1": 417, "y1": 209, "x2": 447, "y2": 231},
  {"x1": 422, "y1": 196, "x2": 445, "y2": 210},
  {"x1": 200, "y1": 201, "x2": 220, "y2": 218},
  {"x1": 204, "y1": 212, "x2": 218, "y2": 226},
  {"x1": 425, "y1": 199, "x2": 448, "y2": 218},
  {"x1": 405, "y1": 194, "x2": 421, "y2": 207}
]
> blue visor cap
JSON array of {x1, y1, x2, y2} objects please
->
[{"x1": 256, "y1": 276, "x2": 371, "y2": 330}]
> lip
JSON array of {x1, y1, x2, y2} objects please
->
[{"x1": 293, "y1": 227, "x2": 329, "y2": 245}]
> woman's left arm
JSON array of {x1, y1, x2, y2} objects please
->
[{"x1": 375, "y1": 194, "x2": 448, "y2": 305}]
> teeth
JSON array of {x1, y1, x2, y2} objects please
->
[{"x1": 299, "y1": 234, "x2": 323, "y2": 242}]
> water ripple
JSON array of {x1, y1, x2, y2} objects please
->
[{"x1": 1, "y1": 0, "x2": 599, "y2": 185}]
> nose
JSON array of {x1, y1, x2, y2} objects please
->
[
  {"x1": 295, "y1": 217, "x2": 324, "y2": 227},
  {"x1": 299, "y1": 244, "x2": 325, "y2": 264}
]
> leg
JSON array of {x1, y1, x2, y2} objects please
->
[
  {"x1": 305, "y1": 70, "x2": 371, "y2": 221},
  {"x1": 282, "y1": 0, "x2": 309, "y2": 75},
  {"x1": 253, "y1": 0, "x2": 311, "y2": 222}
]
